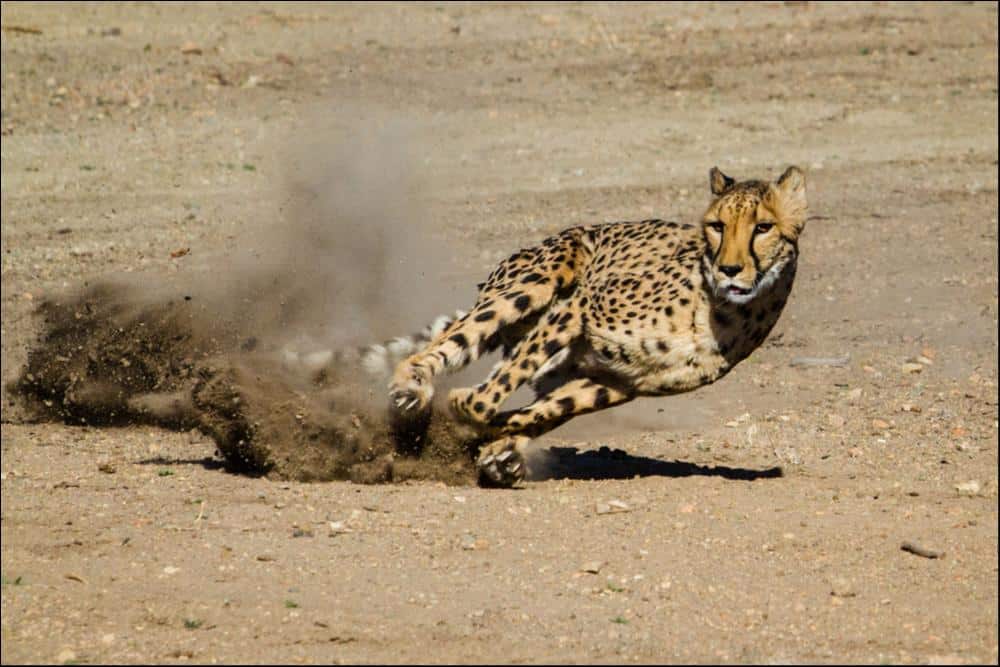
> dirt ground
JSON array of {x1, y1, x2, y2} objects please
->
[{"x1": 2, "y1": 2, "x2": 998, "y2": 664}]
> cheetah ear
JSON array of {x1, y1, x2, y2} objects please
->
[
  {"x1": 775, "y1": 166, "x2": 806, "y2": 201},
  {"x1": 768, "y1": 166, "x2": 808, "y2": 231},
  {"x1": 709, "y1": 167, "x2": 735, "y2": 196}
]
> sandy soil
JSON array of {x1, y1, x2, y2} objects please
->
[{"x1": 2, "y1": 2, "x2": 998, "y2": 664}]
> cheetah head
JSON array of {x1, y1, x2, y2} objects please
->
[{"x1": 700, "y1": 166, "x2": 807, "y2": 305}]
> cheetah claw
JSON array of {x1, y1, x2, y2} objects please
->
[
  {"x1": 477, "y1": 438, "x2": 527, "y2": 488},
  {"x1": 389, "y1": 389, "x2": 420, "y2": 412}
]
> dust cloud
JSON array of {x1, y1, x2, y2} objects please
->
[{"x1": 12, "y1": 113, "x2": 482, "y2": 484}]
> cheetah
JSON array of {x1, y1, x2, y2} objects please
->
[{"x1": 388, "y1": 166, "x2": 808, "y2": 487}]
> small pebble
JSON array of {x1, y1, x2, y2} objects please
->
[
  {"x1": 955, "y1": 480, "x2": 980, "y2": 497},
  {"x1": 596, "y1": 500, "x2": 630, "y2": 515},
  {"x1": 830, "y1": 577, "x2": 856, "y2": 598}
]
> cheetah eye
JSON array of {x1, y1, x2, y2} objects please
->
[
  {"x1": 754, "y1": 222, "x2": 775, "y2": 234},
  {"x1": 705, "y1": 221, "x2": 725, "y2": 234}
]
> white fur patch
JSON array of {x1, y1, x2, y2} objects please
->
[
  {"x1": 704, "y1": 255, "x2": 790, "y2": 304},
  {"x1": 532, "y1": 346, "x2": 571, "y2": 383},
  {"x1": 386, "y1": 336, "x2": 417, "y2": 358}
]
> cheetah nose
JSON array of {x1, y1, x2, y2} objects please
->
[{"x1": 718, "y1": 264, "x2": 742, "y2": 277}]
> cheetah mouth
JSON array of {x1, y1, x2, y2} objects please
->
[{"x1": 725, "y1": 285, "x2": 752, "y2": 297}]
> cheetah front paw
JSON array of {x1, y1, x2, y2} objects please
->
[
  {"x1": 476, "y1": 436, "x2": 528, "y2": 488},
  {"x1": 388, "y1": 363, "x2": 434, "y2": 414}
]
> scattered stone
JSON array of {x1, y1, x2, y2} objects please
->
[
  {"x1": 901, "y1": 541, "x2": 944, "y2": 559},
  {"x1": 901, "y1": 362, "x2": 924, "y2": 374},
  {"x1": 163, "y1": 566, "x2": 180, "y2": 575},
  {"x1": 596, "y1": 499, "x2": 630, "y2": 515},
  {"x1": 830, "y1": 577, "x2": 856, "y2": 598},
  {"x1": 827, "y1": 414, "x2": 845, "y2": 428},
  {"x1": 180, "y1": 41, "x2": 202, "y2": 55},
  {"x1": 790, "y1": 355, "x2": 849, "y2": 367},
  {"x1": 872, "y1": 418, "x2": 891, "y2": 430},
  {"x1": 98, "y1": 462, "x2": 116, "y2": 473},
  {"x1": 328, "y1": 521, "x2": 351, "y2": 535},
  {"x1": 580, "y1": 561, "x2": 604, "y2": 574},
  {"x1": 900, "y1": 403, "x2": 922, "y2": 413},
  {"x1": 56, "y1": 649, "x2": 76, "y2": 663},
  {"x1": 955, "y1": 480, "x2": 980, "y2": 497},
  {"x1": 460, "y1": 534, "x2": 488, "y2": 550}
]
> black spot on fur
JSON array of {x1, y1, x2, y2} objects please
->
[{"x1": 595, "y1": 388, "x2": 611, "y2": 408}]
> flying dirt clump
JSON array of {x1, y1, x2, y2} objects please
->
[
  {"x1": 12, "y1": 280, "x2": 479, "y2": 483},
  {"x1": 11, "y1": 119, "x2": 483, "y2": 485}
]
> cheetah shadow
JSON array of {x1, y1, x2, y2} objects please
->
[{"x1": 528, "y1": 445, "x2": 783, "y2": 482}]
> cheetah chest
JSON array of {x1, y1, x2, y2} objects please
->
[{"x1": 580, "y1": 267, "x2": 793, "y2": 396}]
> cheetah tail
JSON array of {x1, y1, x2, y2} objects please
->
[{"x1": 349, "y1": 310, "x2": 466, "y2": 379}]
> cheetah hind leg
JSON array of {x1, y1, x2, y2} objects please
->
[
  {"x1": 475, "y1": 377, "x2": 635, "y2": 488},
  {"x1": 449, "y1": 302, "x2": 582, "y2": 425}
]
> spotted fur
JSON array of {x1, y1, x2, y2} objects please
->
[{"x1": 389, "y1": 166, "x2": 808, "y2": 486}]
